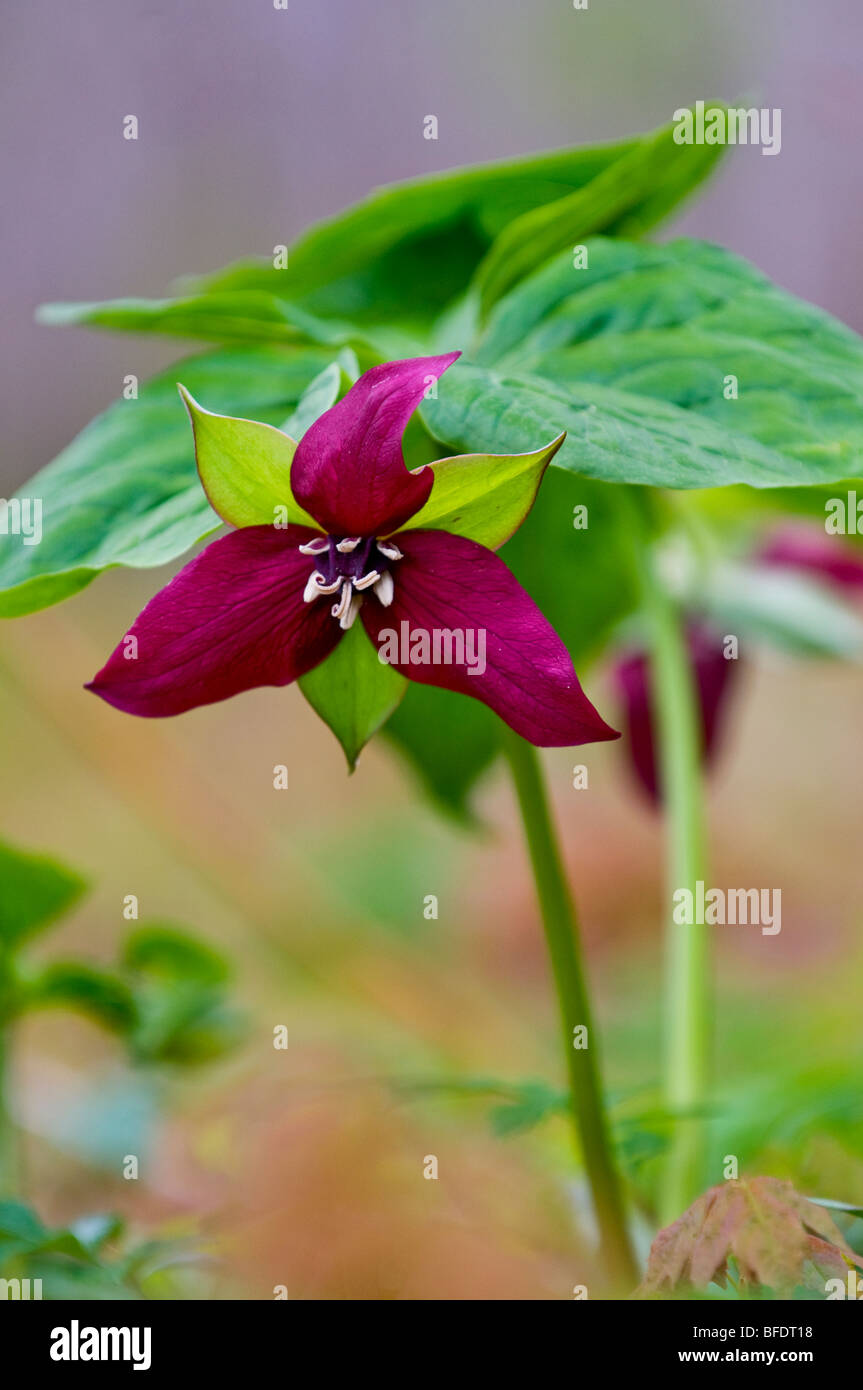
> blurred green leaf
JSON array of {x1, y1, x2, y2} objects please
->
[
  {"x1": 0, "y1": 1200, "x2": 199, "y2": 1300},
  {"x1": 130, "y1": 985, "x2": 243, "y2": 1066},
  {"x1": 0, "y1": 838, "x2": 86, "y2": 950},
  {"x1": 36, "y1": 292, "x2": 320, "y2": 345},
  {"x1": 24, "y1": 962, "x2": 137, "y2": 1034},
  {"x1": 69, "y1": 1213, "x2": 125, "y2": 1255},
  {"x1": 808, "y1": 1197, "x2": 863, "y2": 1220},
  {"x1": 279, "y1": 358, "x2": 353, "y2": 437},
  {"x1": 25, "y1": 1259, "x2": 141, "y2": 1300},
  {"x1": 123, "y1": 923, "x2": 232, "y2": 986},
  {"x1": 38, "y1": 115, "x2": 723, "y2": 356},
  {"x1": 488, "y1": 1081, "x2": 568, "y2": 1137},
  {"x1": 271, "y1": 130, "x2": 660, "y2": 333},
  {"x1": 383, "y1": 683, "x2": 501, "y2": 821},
  {"x1": 0, "y1": 345, "x2": 341, "y2": 618},
  {"x1": 695, "y1": 563, "x2": 863, "y2": 660},
  {"x1": 0, "y1": 1199, "x2": 46, "y2": 1245},
  {"x1": 710, "y1": 1062, "x2": 863, "y2": 1165},
  {"x1": 122, "y1": 925, "x2": 241, "y2": 1064},
  {"x1": 473, "y1": 112, "x2": 725, "y2": 314},
  {"x1": 0, "y1": 1201, "x2": 128, "y2": 1300}
]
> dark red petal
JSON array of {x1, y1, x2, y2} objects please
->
[
  {"x1": 360, "y1": 529, "x2": 619, "y2": 747},
  {"x1": 290, "y1": 354, "x2": 460, "y2": 537},
  {"x1": 613, "y1": 623, "x2": 737, "y2": 805},
  {"x1": 759, "y1": 523, "x2": 863, "y2": 594},
  {"x1": 86, "y1": 525, "x2": 340, "y2": 717}
]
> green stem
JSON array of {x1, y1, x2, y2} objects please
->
[
  {"x1": 642, "y1": 577, "x2": 710, "y2": 1224},
  {"x1": 502, "y1": 730, "x2": 637, "y2": 1290},
  {"x1": 0, "y1": 956, "x2": 16, "y2": 1197}
]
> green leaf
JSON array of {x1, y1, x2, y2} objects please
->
[
  {"x1": 695, "y1": 563, "x2": 863, "y2": 661},
  {"x1": 178, "y1": 385, "x2": 315, "y2": 529},
  {"x1": 0, "y1": 1200, "x2": 47, "y2": 1245},
  {"x1": 36, "y1": 292, "x2": 313, "y2": 345},
  {"x1": 25, "y1": 963, "x2": 138, "y2": 1034},
  {"x1": 131, "y1": 985, "x2": 243, "y2": 1066},
  {"x1": 453, "y1": 237, "x2": 863, "y2": 488},
  {"x1": 383, "y1": 683, "x2": 501, "y2": 821},
  {"x1": 808, "y1": 1197, "x2": 863, "y2": 1221},
  {"x1": 473, "y1": 111, "x2": 725, "y2": 314},
  {"x1": 299, "y1": 621, "x2": 407, "y2": 771},
  {"x1": 0, "y1": 838, "x2": 86, "y2": 949},
  {"x1": 202, "y1": 118, "x2": 720, "y2": 335},
  {"x1": 0, "y1": 345, "x2": 340, "y2": 618},
  {"x1": 123, "y1": 924, "x2": 241, "y2": 1065},
  {"x1": 41, "y1": 116, "x2": 722, "y2": 354},
  {"x1": 686, "y1": 479, "x2": 863, "y2": 534},
  {"x1": 123, "y1": 923, "x2": 231, "y2": 986},
  {"x1": 489, "y1": 1081, "x2": 568, "y2": 1137},
  {"x1": 25, "y1": 1258, "x2": 141, "y2": 1300},
  {"x1": 400, "y1": 433, "x2": 564, "y2": 549},
  {"x1": 422, "y1": 361, "x2": 862, "y2": 493},
  {"x1": 69, "y1": 1213, "x2": 125, "y2": 1255},
  {"x1": 279, "y1": 357, "x2": 354, "y2": 437},
  {"x1": 0, "y1": 1202, "x2": 164, "y2": 1299}
]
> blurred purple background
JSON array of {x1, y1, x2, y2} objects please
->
[{"x1": 2, "y1": 0, "x2": 862, "y2": 492}]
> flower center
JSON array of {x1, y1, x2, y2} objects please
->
[{"x1": 299, "y1": 535, "x2": 401, "y2": 630}]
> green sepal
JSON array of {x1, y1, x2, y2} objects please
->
[
  {"x1": 400, "y1": 433, "x2": 565, "y2": 549},
  {"x1": 299, "y1": 621, "x2": 408, "y2": 771},
  {"x1": 178, "y1": 385, "x2": 318, "y2": 529}
]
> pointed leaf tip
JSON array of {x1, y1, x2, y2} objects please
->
[
  {"x1": 178, "y1": 383, "x2": 319, "y2": 530},
  {"x1": 402, "y1": 430, "x2": 566, "y2": 550}
]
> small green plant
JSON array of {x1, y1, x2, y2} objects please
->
[{"x1": 0, "y1": 835, "x2": 242, "y2": 1299}]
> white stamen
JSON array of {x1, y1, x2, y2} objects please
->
[
  {"x1": 336, "y1": 537, "x2": 361, "y2": 553},
  {"x1": 331, "y1": 580, "x2": 351, "y2": 622},
  {"x1": 377, "y1": 540, "x2": 403, "y2": 561},
  {"x1": 374, "y1": 571, "x2": 394, "y2": 607},
  {"x1": 303, "y1": 572, "x2": 322, "y2": 603},
  {"x1": 332, "y1": 580, "x2": 361, "y2": 630},
  {"x1": 353, "y1": 569, "x2": 380, "y2": 591},
  {"x1": 303, "y1": 571, "x2": 341, "y2": 603},
  {"x1": 342, "y1": 592, "x2": 362, "y2": 629},
  {"x1": 298, "y1": 537, "x2": 329, "y2": 555}
]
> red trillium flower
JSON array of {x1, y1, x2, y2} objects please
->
[
  {"x1": 758, "y1": 523, "x2": 863, "y2": 596},
  {"x1": 87, "y1": 354, "x2": 618, "y2": 750},
  {"x1": 613, "y1": 623, "x2": 737, "y2": 805}
]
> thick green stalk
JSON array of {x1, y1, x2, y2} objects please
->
[
  {"x1": 643, "y1": 579, "x2": 710, "y2": 1224},
  {"x1": 502, "y1": 730, "x2": 637, "y2": 1290}
]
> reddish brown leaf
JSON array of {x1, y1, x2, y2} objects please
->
[{"x1": 640, "y1": 1177, "x2": 863, "y2": 1296}]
